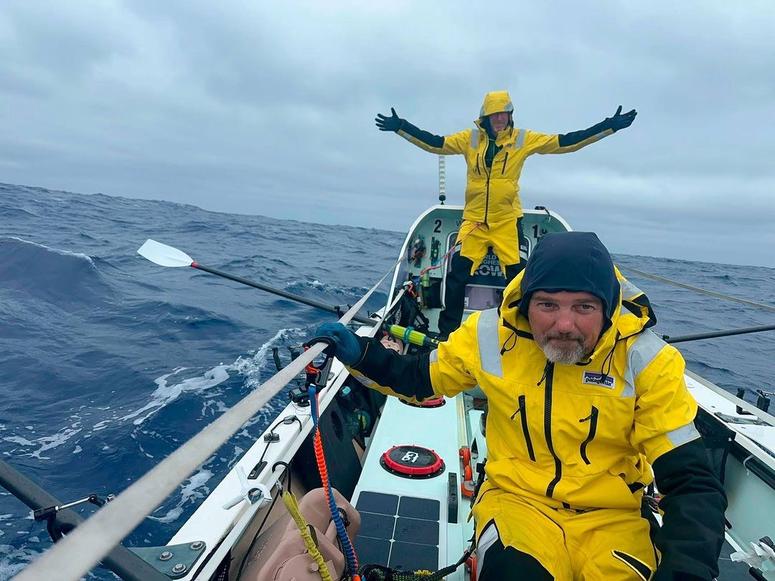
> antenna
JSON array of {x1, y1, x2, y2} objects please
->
[{"x1": 438, "y1": 155, "x2": 446, "y2": 204}]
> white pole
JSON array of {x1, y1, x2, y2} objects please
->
[{"x1": 438, "y1": 155, "x2": 446, "y2": 203}]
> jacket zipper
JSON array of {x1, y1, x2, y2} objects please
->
[
  {"x1": 483, "y1": 136, "x2": 491, "y2": 225},
  {"x1": 544, "y1": 363, "x2": 562, "y2": 497},
  {"x1": 501, "y1": 151, "x2": 509, "y2": 174},
  {"x1": 510, "y1": 395, "x2": 536, "y2": 461},
  {"x1": 579, "y1": 406, "x2": 599, "y2": 465}
]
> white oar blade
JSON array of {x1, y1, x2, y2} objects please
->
[{"x1": 137, "y1": 239, "x2": 194, "y2": 268}]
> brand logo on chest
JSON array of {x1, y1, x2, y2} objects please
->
[{"x1": 582, "y1": 372, "x2": 615, "y2": 389}]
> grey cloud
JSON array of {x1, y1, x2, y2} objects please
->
[{"x1": 1, "y1": 0, "x2": 773, "y2": 266}]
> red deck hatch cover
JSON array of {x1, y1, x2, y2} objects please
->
[{"x1": 380, "y1": 445, "x2": 445, "y2": 478}]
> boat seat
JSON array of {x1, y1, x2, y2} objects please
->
[{"x1": 252, "y1": 487, "x2": 360, "y2": 581}]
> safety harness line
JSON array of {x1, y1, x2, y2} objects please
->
[{"x1": 623, "y1": 266, "x2": 775, "y2": 314}]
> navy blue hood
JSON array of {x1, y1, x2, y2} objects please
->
[{"x1": 518, "y1": 232, "x2": 620, "y2": 330}]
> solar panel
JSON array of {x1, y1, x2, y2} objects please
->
[{"x1": 354, "y1": 491, "x2": 441, "y2": 572}]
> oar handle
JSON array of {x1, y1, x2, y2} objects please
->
[{"x1": 191, "y1": 263, "x2": 375, "y2": 325}]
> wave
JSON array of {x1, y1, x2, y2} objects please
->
[
  {"x1": 0, "y1": 236, "x2": 110, "y2": 307},
  {"x1": 121, "y1": 365, "x2": 233, "y2": 426}
]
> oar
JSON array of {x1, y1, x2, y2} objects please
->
[
  {"x1": 664, "y1": 323, "x2": 775, "y2": 344},
  {"x1": 137, "y1": 239, "x2": 375, "y2": 325},
  {"x1": 0, "y1": 460, "x2": 166, "y2": 581}
]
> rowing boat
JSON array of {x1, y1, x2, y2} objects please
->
[{"x1": 4, "y1": 205, "x2": 774, "y2": 580}]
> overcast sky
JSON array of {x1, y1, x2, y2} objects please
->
[{"x1": 2, "y1": 1, "x2": 774, "y2": 266}]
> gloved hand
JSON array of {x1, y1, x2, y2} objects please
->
[
  {"x1": 313, "y1": 322, "x2": 363, "y2": 366},
  {"x1": 606, "y1": 105, "x2": 637, "y2": 132},
  {"x1": 375, "y1": 107, "x2": 404, "y2": 132}
]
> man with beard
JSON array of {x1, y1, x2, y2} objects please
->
[{"x1": 314, "y1": 232, "x2": 726, "y2": 580}]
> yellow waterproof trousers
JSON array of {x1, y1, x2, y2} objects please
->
[
  {"x1": 457, "y1": 219, "x2": 520, "y2": 275},
  {"x1": 473, "y1": 487, "x2": 657, "y2": 580}
]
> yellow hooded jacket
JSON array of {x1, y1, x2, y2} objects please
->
[
  {"x1": 396, "y1": 91, "x2": 611, "y2": 224},
  {"x1": 426, "y1": 269, "x2": 700, "y2": 511},
  {"x1": 349, "y1": 232, "x2": 724, "y2": 578},
  {"x1": 353, "y1": 271, "x2": 700, "y2": 512}
]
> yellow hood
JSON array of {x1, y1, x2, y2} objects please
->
[{"x1": 479, "y1": 90, "x2": 515, "y2": 118}]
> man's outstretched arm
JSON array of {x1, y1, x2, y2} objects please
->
[
  {"x1": 313, "y1": 322, "x2": 434, "y2": 400},
  {"x1": 375, "y1": 107, "x2": 469, "y2": 154},
  {"x1": 557, "y1": 105, "x2": 637, "y2": 150}
]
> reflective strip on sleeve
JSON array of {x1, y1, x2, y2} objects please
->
[
  {"x1": 666, "y1": 423, "x2": 701, "y2": 447},
  {"x1": 470, "y1": 129, "x2": 479, "y2": 149},
  {"x1": 623, "y1": 330, "x2": 665, "y2": 397},
  {"x1": 429, "y1": 349, "x2": 439, "y2": 363},
  {"x1": 621, "y1": 278, "x2": 644, "y2": 302},
  {"x1": 478, "y1": 309, "x2": 503, "y2": 378},
  {"x1": 515, "y1": 128, "x2": 525, "y2": 148},
  {"x1": 349, "y1": 368, "x2": 384, "y2": 391}
]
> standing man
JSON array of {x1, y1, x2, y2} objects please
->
[
  {"x1": 376, "y1": 92, "x2": 637, "y2": 338},
  {"x1": 315, "y1": 231, "x2": 726, "y2": 580}
]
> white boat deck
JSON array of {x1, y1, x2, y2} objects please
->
[{"x1": 351, "y1": 394, "x2": 476, "y2": 577}]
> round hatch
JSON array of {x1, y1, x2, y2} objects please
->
[{"x1": 380, "y1": 445, "x2": 445, "y2": 478}]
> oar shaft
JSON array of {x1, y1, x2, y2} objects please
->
[
  {"x1": 191, "y1": 263, "x2": 374, "y2": 325},
  {"x1": 664, "y1": 323, "x2": 775, "y2": 344},
  {"x1": 0, "y1": 460, "x2": 167, "y2": 581}
]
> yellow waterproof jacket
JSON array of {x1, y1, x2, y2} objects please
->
[
  {"x1": 427, "y1": 270, "x2": 700, "y2": 511},
  {"x1": 396, "y1": 91, "x2": 607, "y2": 224}
]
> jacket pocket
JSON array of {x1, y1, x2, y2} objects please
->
[
  {"x1": 579, "y1": 406, "x2": 599, "y2": 465},
  {"x1": 511, "y1": 395, "x2": 536, "y2": 461}
]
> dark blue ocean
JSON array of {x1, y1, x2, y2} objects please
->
[{"x1": 1, "y1": 183, "x2": 773, "y2": 579}]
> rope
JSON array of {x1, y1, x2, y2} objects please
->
[
  {"x1": 281, "y1": 489, "x2": 334, "y2": 581},
  {"x1": 417, "y1": 222, "x2": 482, "y2": 279},
  {"x1": 17, "y1": 266, "x2": 393, "y2": 581},
  {"x1": 310, "y1": 386, "x2": 360, "y2": 580},
  {"x1": 622, "y1": 266, "x2": 775, "y2": 314}
]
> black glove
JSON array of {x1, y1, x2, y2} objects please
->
[
  {"x1": 607, "y1": 105, "x2": 637, "y2": 132},
  {"x1": 375, "y1": 107, "x2": 404, "y2": 132}
]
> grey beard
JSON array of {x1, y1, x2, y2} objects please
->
[{"x1": 540, "y1": 341, "x2": 586, "y2": 365}]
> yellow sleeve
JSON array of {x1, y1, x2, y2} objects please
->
[
  {"x1": 397, "y1": 128, "x2": 471, "y2": 155},
  {"x1": 439, "y1": 129, "x2": 471, "y2": 154},
  {"x1": 525, "y1": 130, "x2": 561, "y2": 154},
  {"x1": 630, "y1": 342, "x2": 701, "y2": 464},
  {"x1": 429, "y1": 312, "x2": 480, "y2": 397}
]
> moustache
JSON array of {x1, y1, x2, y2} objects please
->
[{"x1": 546, "y1": 334, "x2": 584, "y2": 343}]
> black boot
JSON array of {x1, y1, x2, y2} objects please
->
[{"x1": 438, "y1": 253, "x2": 473, "y2": 338}]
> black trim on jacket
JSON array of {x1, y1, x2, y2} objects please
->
[
  {"x1": 651, "y1": 438, "x2": 727, "y2": 580},
  {"x1": 352, "y1": 336, "x2": 435, "y2": 400},
  {"x1": 557, "y1": 119, "x2": 611, "y2": 147},
  {"x1": 399, "y1": 120, "x2": 445, "y2": 149}
]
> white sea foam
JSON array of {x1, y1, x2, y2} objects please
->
[
  {"x1": 232, "y1": 327, "x2": 304, "y2": 389},
  {"x1": 121, "y1": 365, "x2": 231, "y2": 426},
  {"x1": 0, "y1": 545, "x2": 39, "y2": 579},
  {"x1": 2, "y1": 437, "x2": 35, "y2": 447},
  {"x1": 30, "y1": 428, "x2": 82, "y2": 460},
  {"x1": 1, "y1": 236, "x2": 95, "y2": 266},
  {"x1": 148, "y1": 468, "x2": 213, "y2": 524},
  {"x1": 3, "y1": 428, "x2": 82, "y2": 460},
  {"x1": 91, "y1": 327, "x2": 302, "y2": 447}
]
